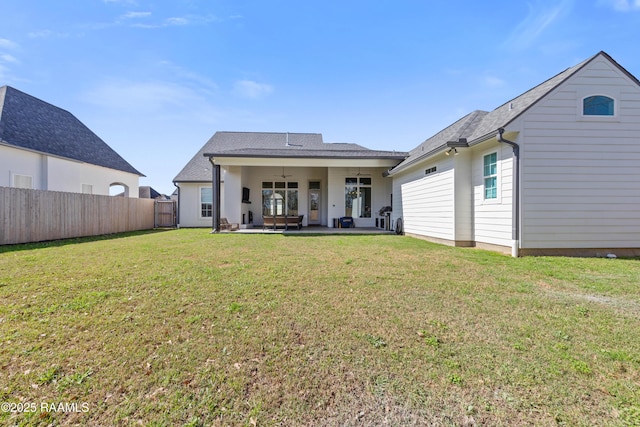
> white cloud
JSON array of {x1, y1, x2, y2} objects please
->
[
  {"x1": 0, "y1": 54, "x2": 19, "y2": 64},
  {"x1": 503, "y1": 0, "x2": 574, "y2": 51},
  {"x1": 0, "y1": 38, "x2": 18, "y2": 50},
  {"x1": 602, "y1": 0, "x2": 640, "y2": 11},
  {"x1": 121, "y1": 11, "x2": 152, "y2": 20},
  {"x1": 157, "y1": 60, "x2": 219, "y2": 93},
  {"x1": 84, "y1": 81, "x2": 196, "y2": 112},
  {"x1": 103, "y1": 0, "x2": 138, "y2": 5},
  {"x1": 125, "y1": 14, "x2": 218, "y2": 29},
  {"x1": 0, "y1": 39, "x2": 19, "y2": 80},
  {"x1": 233, "y1": 80, "x2": 274, "y2": 99},
  {"x1": 166, "y1": 17, "x2": 189, "y2": 26},
  {"x1": 27, "y1": 29, "x2": 72, "y2": 39},
  {"x1": 81, "y1": 79, "x2": 223, "y2": 124}
]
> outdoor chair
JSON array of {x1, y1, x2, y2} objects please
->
[{"x1": 220, "y1": 218, "x2": 239, "y2": 231}]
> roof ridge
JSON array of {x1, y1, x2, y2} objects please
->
[
  {"x1": 493, "y1": 53, "x2": 595, "y2": 112},
  {"x1": 216, "y1": 130, "x2": 322, "y2": 136}
]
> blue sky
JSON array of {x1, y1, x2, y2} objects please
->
[{"x1": 2, "y1": 0, "x2": 640, "y2": 195}]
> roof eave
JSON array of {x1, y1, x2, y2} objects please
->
[
  {"x1": 202, "y1": 152, "x2": 407, "y2": 160},
  {"x1": 1, "y1": 139, "x2": 145, "y2": 176},
  {"x1": 385, "y1": 138, "x2": 469, "y2": 177}
]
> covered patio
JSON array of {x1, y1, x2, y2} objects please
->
[{"x1": 219, "y1": 226, "x2": 397, "y2": 235}]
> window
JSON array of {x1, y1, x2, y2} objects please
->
[
  {"x1": 82, "y1": 184, "x2": 93, "y2": 194},
  {"x1": 200, "y1": 187, "x2": 212, "y2": 217},
  {"x1": 425, "y1": 166, "x2": 437, "y2": 175},
  {"x1": 345, "y1": 177, "x2": 371, "y2": 218},
  {"x1": 262, "y1": 182, "x2": 298, "y2": 216},
  {"x1": 583, "y1": 95, "x2": 614, "y2": 116},
  {"x1": 12, "y1": 173, "x2": 33, "y2": 189},
  {"x1": 483, "y1": 153, "x2": 497, "y2": 200}
]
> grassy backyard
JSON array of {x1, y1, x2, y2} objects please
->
[{"x1": 0, "y1": 229, "x2": 639, "y2": 426}]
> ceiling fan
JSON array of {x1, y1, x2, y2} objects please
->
[{"x1": 273, "y1": 167, "x2": 292, "y2": 179}]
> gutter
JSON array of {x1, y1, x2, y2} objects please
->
[
  {"x1": 497, "y1": 128, "x2": 520, "y2": 257},
  {"x1": 383, "y1": 138, "x2": 469, "y2": 177}
]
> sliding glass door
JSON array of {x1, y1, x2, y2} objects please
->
[{"x1": 262, "y1": 182, "x2": 298, "y2": 216}]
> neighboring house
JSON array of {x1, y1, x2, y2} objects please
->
[
  {"x1": 139, "y1": 186, "x2": 170, "y2": 200},
  {"x1": 0, "y1": 86, "x2": 143, "y2": 197},
  {"x1": 386, "y1": 51, "x2": 640, "y2": 256},
  {"x1": 173, "y1": 132, "x2": 407, "y2": 228}
]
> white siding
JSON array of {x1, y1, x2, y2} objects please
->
[
  {"x1": 394, "y1": 157, "x2": 456, "y2": 241},
  {"x1": 472, "y1": 142, "x2": 514, "y2": 248},
  {"x1": 453, "y1": 151, "x2": 473, "y2": 242},
  {"x1": 520, "y1": 56, "x2": 640, "y2": 249}
]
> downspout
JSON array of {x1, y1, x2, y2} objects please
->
[
  {"x1": 172, "y1": 181, "x2": 180, "y2": 228},
  {"x1": 208, "y1": 157, "x2": 221, "y2": 233},
  {"x1": 497, "y1": 128, "x2": 520, "y2": 257}
]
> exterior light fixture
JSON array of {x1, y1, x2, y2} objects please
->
[{"x1": 445, "y1": 147, "x2": 458, "y2": 156}]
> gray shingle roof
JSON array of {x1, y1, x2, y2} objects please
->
[
  {"x1": 0, "y1": 86, "x2": 143, "y2": 176},
  {"x1": 387, "y1": 110, "x2": 488, "y2": 175},
  {"x1": 387, "y1": 51, "x2": 634, "y2": 176},
  {"x1": 173, "y1": 131, "x2": 407, "y2": 182},
  {"x1": 465, "y1": 55, "x2": 592, "y2": 142}
]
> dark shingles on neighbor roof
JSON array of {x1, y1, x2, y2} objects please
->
[
  {"x1": 173, "y1": 131, "x2": 408, "y2": 182},
  {"x1": 0, "y1": 86, "x2": 143, "y2": 176}
]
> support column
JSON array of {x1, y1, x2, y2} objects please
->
[{"x1": 210, "y1": 159, "x2": 221, "y2": 233}]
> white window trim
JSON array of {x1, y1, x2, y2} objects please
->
[
  {"x1": 199, "y1": 186, "x2": 213, "y2": 219},
  {"x1": 11, "y1": 173, "x2": 33, "y2": 189},
  {"x1": 481, "y1": 150, "x2": 501, "y2": 205},
  {"x1": 577, "y1": 93, "x2": 619, "y2": 122},
  {"x1": 345, "y1": 177, "x2": 372, "y2": 218}
]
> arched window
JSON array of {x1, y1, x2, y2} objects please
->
[
  {"x1": 109, "y1": 182, "x2": 129, "y2": 197},
  {"x1": 583, "y1": 95, "x2": 614, "y2": 116}
]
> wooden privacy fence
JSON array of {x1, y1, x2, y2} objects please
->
[
  {"x1": 155, "y1": 200, "x2": 177, "y2": 227},
  {"x1": 0, "y1": 187, "x2": 156, "y2": 245}
]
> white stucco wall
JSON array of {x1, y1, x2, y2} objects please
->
[
  {"x1": 176, "y1": 182, "x2": 226, "y2": 228},
  {"x1": 0, "y1": 145, "x2": 45, "y2": 189},
  {"x1": 1, "y1": 145, "x2": 140, "y2": 197},
  {"x1": 177, "y1": 165, "x2": 393, "y2": 228},
  {"x1": 241, "y1": 166, "x2": 328, "y2": 227},
  {"x1": 46, "y1": 156, "x2": 140, "y2": 197},
  {"x1": 327, "y1": 167, "x2": 392, "y2": 228}
]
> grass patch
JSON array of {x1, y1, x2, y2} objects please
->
[{"x1": 1, "y1": 229, "x2": 639, "y2": 425}]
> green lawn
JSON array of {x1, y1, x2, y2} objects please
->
[{"x1": 1, "y1": 229, "x2": 639, "y2": 426}]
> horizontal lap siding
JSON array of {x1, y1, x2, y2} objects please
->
[
  {"x1": 521, "y1": 57, "x2": 640, "y2": 249},
  {"x1": 473, "y1": 143, "x2": 513, "y2": 247},
  {"x1": 398, "y1": 161, "x2": 455, "y2": 240},
  {"x1": 0, "y1": 187, "x2": 155, "y2": 245}
]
